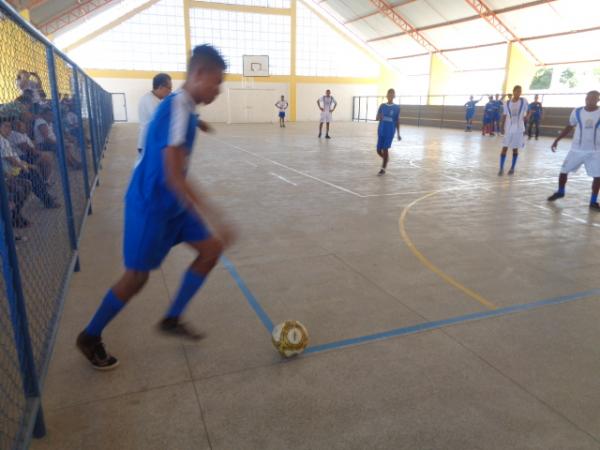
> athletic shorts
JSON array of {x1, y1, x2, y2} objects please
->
[
  {"x1": 483, "y1": 114, "x2": 494, "y2": 125},
  {"x1": 465, "y1": 111, "x2": 475, "y2": 121},
  {"x1": 320, "y1": 111, "x2": 333, "y2": 123},
  {"x1": 123, "y1": 205, "x2": 211, "y2": 271},
  {"x1": 503, "y1": 130, "x2": 525, "y2": 149},
  {"x1": 377, "y1": 132, "x2": 394, "y2": 151},
  {"x1": 278, "y1": 111, "x2": 285, "y2": 119},
  {"x1": 561, "y1": 150, "x2": 600, "y2": 177}
]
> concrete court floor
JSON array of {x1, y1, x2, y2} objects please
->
[{"x1": 32, "y1": 121, "x2": 600, "y2": 450}]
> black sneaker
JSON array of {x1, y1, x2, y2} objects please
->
[
  {"x1": 325, "y1": 135, "x2": 331, "y2": 139},
  {"x1": 590, "y1": 203, "x2": 600, "y2": 211},
  {"x1": 497, "y1": 169, "x2": 503, "y2": 176},
  {"x1": 377, "y1": 169, "x2": 385, "y2": 176},
  {"x1": 508, "y1": 168, "x2": 515, "y2": 175},
  {"x1": 318, "y1": 133, "x2": 322, "y2": 138},
  {"x1": 547, "y1": 192, "x2": 565, "y2": 201},
  {"x1": 76, "y1": 331, "x2": 119, "y2": 370},
  {"x1": 158, "y1": 317, "x2": 204, "y2": 341}
]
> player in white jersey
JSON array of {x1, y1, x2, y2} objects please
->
[
  {"x1": 547, "y1": 91, "x2": 600, "y2": 210},
  {"x1": 317, "y1": 89, "x2": 337, "y2": 139},
  {"x1": 498, "y1": 85, "x2": 529, "y2": 176},
  {"x1": 275, "y1": 95, "x2": 289, "y2": 128},
  {"x1": 137, "y1": 73, "x2": 172, "y2": 153}
]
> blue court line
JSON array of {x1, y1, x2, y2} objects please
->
[
  {"x1": 304, "y1": 288, "x2": 600, "y2": 355},
  {"x1": 221, "y1": 256, "x2": 274, "y2": 332}
]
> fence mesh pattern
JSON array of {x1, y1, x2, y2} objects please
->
[{"x1": 0, "y1": 4, "x2": 113, "y2": 449}]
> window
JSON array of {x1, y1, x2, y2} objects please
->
[
  {"x1": 296, "y1": 2, "x2": 379, "y2": 78},
  {"x1": 189, "y1": 8, "x2": 291, "y2": 75},
  {"x1": 67, "y1": 0, "x2": 186, "y2": 72}
]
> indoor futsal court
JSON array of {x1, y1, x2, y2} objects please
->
[{"x1": 1, "y1": 0, "x2": 600, "y2": 449}]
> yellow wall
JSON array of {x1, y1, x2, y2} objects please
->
[
  {"x1": 427, "y1": 53, "x2": 453, "y2": 105},
  {"x1": 503, "y1": 42, "x2": 536, "y2": 94}
]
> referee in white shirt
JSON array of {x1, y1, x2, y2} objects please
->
[{"x1": 137, "y1": 73, "x2": 172, "y2": 153}]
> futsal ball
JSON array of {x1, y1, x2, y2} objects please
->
[{"x1": 271, "y1": 320, "x2": 309, "y2": 357}]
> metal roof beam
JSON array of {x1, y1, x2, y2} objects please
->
[
  {"x1": 38, "y1": 0, "x2": 115, "y2": 35},
  {"x1": 464, "y1": 0, "x2": 543, "y2": 65}
]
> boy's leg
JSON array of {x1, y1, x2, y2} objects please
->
[
  {"x1": 535, "y1": 119, "x2": 540, "y2": 139},
  {"x1": 590, "y1": 177, "x2": 600, "y2": 210},
  {"x1": 548, "y1": 173, "x2": 568, "y2": 201},
  {"x1": 77, "y1": 270, "x2": 149, "y2": 370},
  {"x1": 527, "y1": 119, "x2": 533, "y2": 139},
  {"x1": 159, "y1": 237, "x2": 223, "y2": 338},
  {"x1": 325, "y1": 122, "x2": 331, "y2": 138},
  {"x1": 508, "y1": 148, "x2": 519, "y2": 175},
  {"x1": 498, "y1": 146, "x2": 508, "y2": 175},
  {"x1": 318, "y1": 122, "x2": 323, "y2": 137}
]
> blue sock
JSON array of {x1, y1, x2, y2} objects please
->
[
  {"x1": 85, "y1": 290, "x2": 125, "y2": 337},
  {"x1": 558, "y1": 186, "x2": 565, "y2": 195},
  {"x1": 591, "y1": 193, "x2": 598, "y2": 204},
  {"x1": 510, "y1": 154, "x2": 518, "y2": 170},
  {"x1": 500, "y1": 155, "x2": 507, "y2": 171},
  {"x1": 166, "y1": 270, "x2": 206, "y2": 319}
]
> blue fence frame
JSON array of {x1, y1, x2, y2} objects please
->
[{"x1": 0, "y1": 2, "x2": 113, "y2": 449}]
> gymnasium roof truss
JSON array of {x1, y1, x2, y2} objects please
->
[
  {"x1": 369, "y1": 0, "x2": 456, "y2": 68},
  {"x1": 38, "y1": 0, "x2": 115, "y2": 35},
  {"x1": 463, "y1": 0, "x2": 544, "y2": 65}
]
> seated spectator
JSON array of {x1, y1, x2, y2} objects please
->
[
  {"x1": 1, "y1": 119, "x2": 60, "y2": 209},
  {"x1": 34, "y1": 107, "x2": 81, "y2": 169},
  {"x1": 5, "y1": 175, "x2": 32, "y2": 228},
  {"x1": 9, "y1": 119, "x2": 52, "y2": 182},
  {"x1": 16, "y1": 71, "x2": 44, "y2": 112}
]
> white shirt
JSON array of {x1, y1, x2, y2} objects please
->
[
  {"x1": 569, "y1": 107, "x2": 600, "y2": 151},
  {"x1": 9, "y1": 131, "x2": 34, "y2": 149},
  {"x1": 319, "y1": 95, "x2": 337, "y2": 113},
  {"x1": 138, "y1": 91, "x2": 162, "y2": 150},
  {"x1": 275, "y1": 100, "x2": 288, "y2": 111},
  {"x1": 503, "y1": 98, "x2": 528, "y2": 132},
  {"x1": 34, "y1": 118, "x2": 56, "y2": 145}
]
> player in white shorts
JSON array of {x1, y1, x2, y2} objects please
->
[
  {"x1": 547, "y1": 90, "x2": 600, "y2": 210},
  {"x1": 317, "y1": 89, "x2": 337, "y2": 139},
  {"x1": 275, "y1": 95, "x2": 289, "y2": 128},
  {"x1": 498, "y1": 85, "x2": 529, "y2": 176}
]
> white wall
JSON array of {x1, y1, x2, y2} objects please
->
[{"x1": 94, "y1": 77, "x2": 378, "y2": 123}]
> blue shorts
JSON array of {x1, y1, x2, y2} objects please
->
[
  {"x1": 466, "y1": 111, "x2": 475, "y2": 121},
  {"x1": 483, "y1": 114, "x2": 494, "y2": 125},
  {"x1": 377, "y1": 132, "x2": 394, "y2": 151},
  {"x1": 123, "y1": 205, "x2": 211, "y2": 271},
  {"x1": 278, "y1": 111, "x2": 285, "y2": 119}
]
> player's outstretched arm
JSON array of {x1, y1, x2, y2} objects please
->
[
  {"x1": 164, "y1": 146, "x2": 235, "y2": 246},
  {"x1": 551, "y1": 125, "x2": 574, "y2": 152},
  {"x1": 197, "y1": 120, "x2": 214, "y2": 133}
]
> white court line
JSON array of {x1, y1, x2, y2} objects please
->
[
  {"x1": 270, "y1": 172, "x2": 298, "y2": 186},
  {"x1": 210, "y1": 135, "x2": 364, "y2": 197},
  {"x1": 242, "y1": 160, "x2": 258, "y2": 168}
]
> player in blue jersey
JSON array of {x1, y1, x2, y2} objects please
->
[
  {"x1": 493, "y1": 94, "x2": 504, "y2": 134},
  {"x1": 482, "y1": 96, "x2": 496, "y2": 136},
  {"x1": 464, "y1": 95, "x2": 481, "y2": 132},
  {"x1": 527, "y1": 94, "x2": 543, "y2": 140},
  {"x1": 76, "y1": 45, "x2": 235, "y2": 370},
  {"x1": 375, "y1": 88, "x2": 401, "y2": 176}
]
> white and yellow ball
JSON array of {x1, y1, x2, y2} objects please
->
[{"x1": 271, "y1": 320, "x2": 309, "y2": 357}]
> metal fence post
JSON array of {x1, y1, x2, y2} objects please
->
[
  {"x1": 71, "y1": 68, "x2": 91, "y2": 202},
  {"x1": 85, "y1": 78, "x2": 100, "y2": 182},
  {"x1": 0, "y1": 159, "x2": 45, "y2": 439},
  {"x1": 46, "y1": 46, "x2": 79, "y2": 268}
]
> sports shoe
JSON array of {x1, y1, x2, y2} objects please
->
[
  {"x1": 158, "y1": 317, "x2": 204, "y2": 341},
  {"x1": 76, "y1": 331, "x2": 119, "y2": 370},
  {"x1": 318, "y1": 133, "x2": 322, "y2": 138},
  {"x1": 547, "y1": 192, "x2": 565, "y2": 201},
  {"x1": 497, "y1": 169, "x2": 503, "y2": 176},
  {"x1": 325, "y1": 135, "x2": 331, "y2": 139},
  {"x1": 377, "y1": 169, "x2": 385, "y2": 176},
  {"x1": 508, "y1": 168, "x2": 515, "y2": 175},
  {"x1": 590, "y1": 202, "x2": 600, "y2": 211},
  {"x1": 490, "y1": 133, "x2": 495, "y2": 137}
]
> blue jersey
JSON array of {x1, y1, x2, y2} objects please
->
[
  {"x1": 465, "y1": 100, "x2": 478, "y2": 112},
  {"x1": 377, "y1": 103, "x2": 400, "y2": 135},
  {"x1": 126, "y1": 89, "x2": 198, "y2": 218},
  {"x1": 528, "y1": 101, "x2": 543, "y2": 119},
  {"x1": 484, "y1": 101, "x2": 496, "y2": 117}
]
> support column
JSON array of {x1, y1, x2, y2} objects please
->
[
  {"x1": 427, "y1": 53, "x2": 453, "y2": 105},
  {"x1": 289, "y1": 0, "x2": 297, "y2": 122},
  {"x1": 183, "y1": 0, "x2": 192, "y2": 57},
  {"x1": 503, "y1": 41, "x2": 536, "y2": 94}
]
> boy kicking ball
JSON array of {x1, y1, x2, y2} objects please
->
[
  {"x1": 375, "y1": 88, "x2": 401, "y2": 176},
  {"x1": 547, "y1": 90, "x2": 600, "y2": 211},
  {"x1": 76, "y1": 45, "x2": 235, "y2": 370}
]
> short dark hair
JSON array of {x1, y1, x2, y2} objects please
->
[
  {"x1": 513, "y1": 85, "x2": 522, "y2": 92},
  {"x1": 153, "y1": 73, "x2": 171, "y2": 90},
  {"x1": 188, "y1": 44, "x2": 227, "y2": 73}
]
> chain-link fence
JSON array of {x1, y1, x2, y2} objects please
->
[
  {"x1": 353, "y1": 93, "x2": 587, "y2": 137},
  {"x1": 0, "y1": 2, "x2": 113, "y2": 449}
]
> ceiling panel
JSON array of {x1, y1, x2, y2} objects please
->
[
  {"x1": 483, "y1": 0, "x2": 528, "y2": 9},
  {"x1": 526, "y1": 30, "x2": 600, "y2": 64},
  {"x1": 394, "y1": 0, "x2": 446, "y2": 28},
  {"x1": 419, "y1": 0, "x2": 477, "y2": 22},
  {"x1": 360, "y1": 12, "x2": 402, "y2": 36},
  {"x1": 321, "y1": 0, "x2": 376, "y2": 22},
  {"x1": 498, "y1": 4, "x2": 567, "y2": 38},
  {"x1": 388, "y1": 53, "x2": 430, "y2": 74},
  {"x1": 542, "y1": 0, "x2": 600, "y2": 32},
  {"x1": 371, "y1": 34, "x2": 427, "y2": 58},
  {"x1": 444, "y1": 43, "x2": 507, "y2": 70},
  {"x1": 347, "y1": 20, "x2": 390, "y2": 41},
  {"x1": 423, "y1": 18, "x2": 504, "y2": 49}
]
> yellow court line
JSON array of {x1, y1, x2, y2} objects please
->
[{"x1": 399, "y1": 191, "x2": 498, "y2": 310}]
